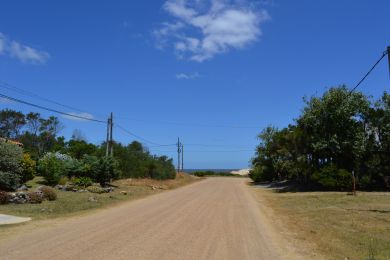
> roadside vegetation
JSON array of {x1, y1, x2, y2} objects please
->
[
  {"x1": 252, "y1": 187, "x2": 390, "y2": 259},
  {"x1": 192, "y1": 170, "x2": 243, "y2": 177},
  {"x1": 0, "y1": 109, "x2": 177, "y2": 208},
  {"x1": 250, "y1": 86, "x2": 390, "y2": 191}
]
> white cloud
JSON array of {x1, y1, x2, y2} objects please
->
[
  {"x1": 0, "y1": 32, "x2": 50, "y2": 64},
  {"x1": 155, "y1": 0, "x2": 270, "y2": 62},
  {"x1": 0, "y1": 97, "x2": 14, "y2": 104},
  {"x1": 176, "y1": 72, "x2": 201, "y2": 79},
  {"x1": 62, "y1": 112, "x2": 95, "y2": 122}
]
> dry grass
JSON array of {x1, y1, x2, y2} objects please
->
[{"x1": 252, "y1": 186, "x2": 390, "y2": 260}]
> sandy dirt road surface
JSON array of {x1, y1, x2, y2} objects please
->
[{"x1": 0, "y1": 178, "x2": 286, "y2": 260}]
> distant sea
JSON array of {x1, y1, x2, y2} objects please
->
[{"x1": 184, "y1": 169, "x2": 239, "y2": 173}]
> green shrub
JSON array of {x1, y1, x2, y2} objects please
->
[
  {"x1": 21, "y1": 153, "x2": 36, "y2": 183},
  {"x1": 312, "y1": 165, "x2": 352, "y2": 190},
  {"x1": 38, "y1": 186, "x2": 57, "y2": 201},
  {"x1": 93, "y1": 157, "x2": 119, "y2": 186},
  {"x1": 0, "y1": 191, "x2": 9, "y2": 204},
  {"x1": 38, "y1": 152, "x2": 73, "y2": 185},
  {"x1": 249, "y1": 166, "x2": 275, "y2": 182},
  {"x1": 73, "y1": 177, "x2": 93, "y2": 188},
  {"x1": 0, "y1": 140, "x2": 23, "y2": 191},
  {"x1": 148, "y1": 157, "x2": 176, "y2": 180},
  {"x1": 28, "y1": 191, "x2": 43, "y2": 204},
  {"x1": 87, "y1": 186, "x2": 106, "y2": 194}
]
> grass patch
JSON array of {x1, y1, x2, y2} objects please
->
[
  {"x1": 252, "y1": 186, "x2": 390, "y2": 259},
  {"x1": 0, "y1": 173, "x2": 199, "y2": 235}
]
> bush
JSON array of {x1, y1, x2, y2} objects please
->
[
  {"x1": 249, "y1": 166, "x2": 275, "y2": 182},
  {"x1": 148, "y1": 157, "x2": 176, "y2": 180},
  {"x1": 87, "y1": 186, "x2": 107, "y2": 194},
  {"x1": 312, "y1": 165, "x2": 352, "y2": 190},
  {"x1": 0, "y1": 191, "x2": 9, "y2": 204},
  {"x1": 93, "y1": 157, "x2": 119, "y2": 186},
  {"x1": 27, "y1": 191, "x2": 43, "y2": 204},
  {"x1": 0, "y1": 140, "x2": 23, "y2": 191},
  {"x1": 38, "y1": 152, "x2": 72, "y2": 185},
  {"x1": 21, "y1": 153, "x2": 36, "y2": 183},
  {"x1": 0, "y1": 172, "x2": 21, "y2": 192},
  {"x1": 73, "y1": 177, "x2": 93, "y2": 188},
  {"x1": 38, "y1": 186, "x2": 57, "y2": 201}
]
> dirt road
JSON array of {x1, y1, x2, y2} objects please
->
[{"x1": 0, "y1": 178, "x2": 282, "y2": 260}]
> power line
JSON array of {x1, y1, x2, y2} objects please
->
[
  {"x1": 115, "y1": 124, "x2": 175, "y2": 147},
  {"x1": 348, "y1": 49, "x2": 389, "y2": 95},
  {"x1": 152, "y1": 149, "x2": 255, "y2": 153},
  {"x1": 115, "y1": 116, "x2": 262, "y2": 129},
  {"x1": 0, "y1": 81, "x2": 103, "y2": 117},
  {"x1": 0, "y1": 92, "x2": 106, "y2": 123}
]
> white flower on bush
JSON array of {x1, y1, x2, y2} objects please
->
[{"x1": 42, "y1": 152, "x2": 73, "y2": 161}]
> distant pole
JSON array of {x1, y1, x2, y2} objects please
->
[
  {"x1": 109, "y1": 112, "x2": 114, "y2": 157},
  {"x1": 181, "y1": 144, "x2": 184, "y2": 172},
  {"x1": 387, "y1": 46, "x2": 390, "y2": 80},
  {"x1": 177, "y1": 137, "x2": 181, "y2": 174},
  {"x1": 105, "y1": 116, "x2": 110, "y2": 157}
]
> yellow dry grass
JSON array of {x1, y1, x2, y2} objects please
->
[{"x1": 252, "y1": 187, "x2": 390, "y2": 260}]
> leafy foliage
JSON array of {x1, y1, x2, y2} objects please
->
[
  {"x1": 0, "y1": 140, "x2": 23, "y2": 191},
  {"x1": 21, "y1": 153, "x2": 36, "y2": 183},
  {"x1": 251, "y1": 87, "x2": 390, "y2": 190},
  {"x1": 72, "y1": 177, "x2": 93, "y2": 188}
]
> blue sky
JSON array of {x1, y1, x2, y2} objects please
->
[{"x1": 0, "y1": 0, "x2": 389, "y2": 169}]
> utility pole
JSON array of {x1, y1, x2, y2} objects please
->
[
  {"x1": 106, "y1": 113, "x2": 114, "y2": 157},
  {"x1": 109, "y1": 112, "x2": 114, "y2": 157},
  {"x1": 387, "y1": 46, "x2": 390, "y2": 80},
  {"x1": 105, "y1": 116, "x2": 110, "y2": 157},
  {"x1": 181, "y1": 144, "x2": 184, "y2": 172},
  {"x1": 177, "y1": 137, "x2": 181, "y2": 174}
]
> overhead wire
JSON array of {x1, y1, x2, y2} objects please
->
[
  {"x1": 115, "y1": 124, "x2": 175, "y2": 147},
  {"x1": 0, "y1": 80, "x2": 103, "y2": 116},
  {"x1": 0, "y1": 92, "x2": 106, "y2": 123},
  {"x1": 348, "y1": 49, "x2": 389, "y2": 95}
]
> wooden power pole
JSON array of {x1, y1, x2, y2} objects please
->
[
  {"x1": 387, "y1": 46, "x2": 390, "y2": 80},
  {"x1": 177, "y1": 137, "x2": 181, "y2": 174},
  {"x1": 109, "y1": 112, "x2": 113, "y2": 157},
  {"x1": 181, "y1": 144, "x2": 184, "y2": 172},
  {"x1": 106, "y1": 113, "x2": 114, "y2": 157}
]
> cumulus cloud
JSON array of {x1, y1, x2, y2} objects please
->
[
  {"x1": 154, "y1": 0, "x2": 270, "y2": 62},
  {"x1": 176, "y1": 72, "x2": 201, "y2": 79},
  {"x1": 0, "y1": 32, "x2": 50, "y2": 64},
  {"x1": 62, "y1": 112, "x2": 95, "y2": 122}
]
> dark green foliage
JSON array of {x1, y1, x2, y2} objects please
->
[
  {"x1": 39, "y1": 186, "x2": 57, "y2": 201},
  {"x1": 0, "y1": 191, "x2": 9, "y2": 204},
  {"x1": 93, "y1": 156, "x2": 119, "y2": 186},
  {"x1": 113, "y1": 141, "x2": 176, "y2": 180},
  {"x1": 148, "y1": 156, "x2": 176, "y2": 180},
  {"x1": 0, "y1": 109, "x2": 25, "y2": 139},
  {"x1": 192, "y1": 171, "x2": 241, "y2": 177},
  {"x1": 0, "y1": 140, "x2": 23, "y2": 191},
  {"x1": 251, "y1": 87, "x2": 390, "y2": 190},
  {"x1": 312, "y1": 166, "x2": 352, "y2": 190}
]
